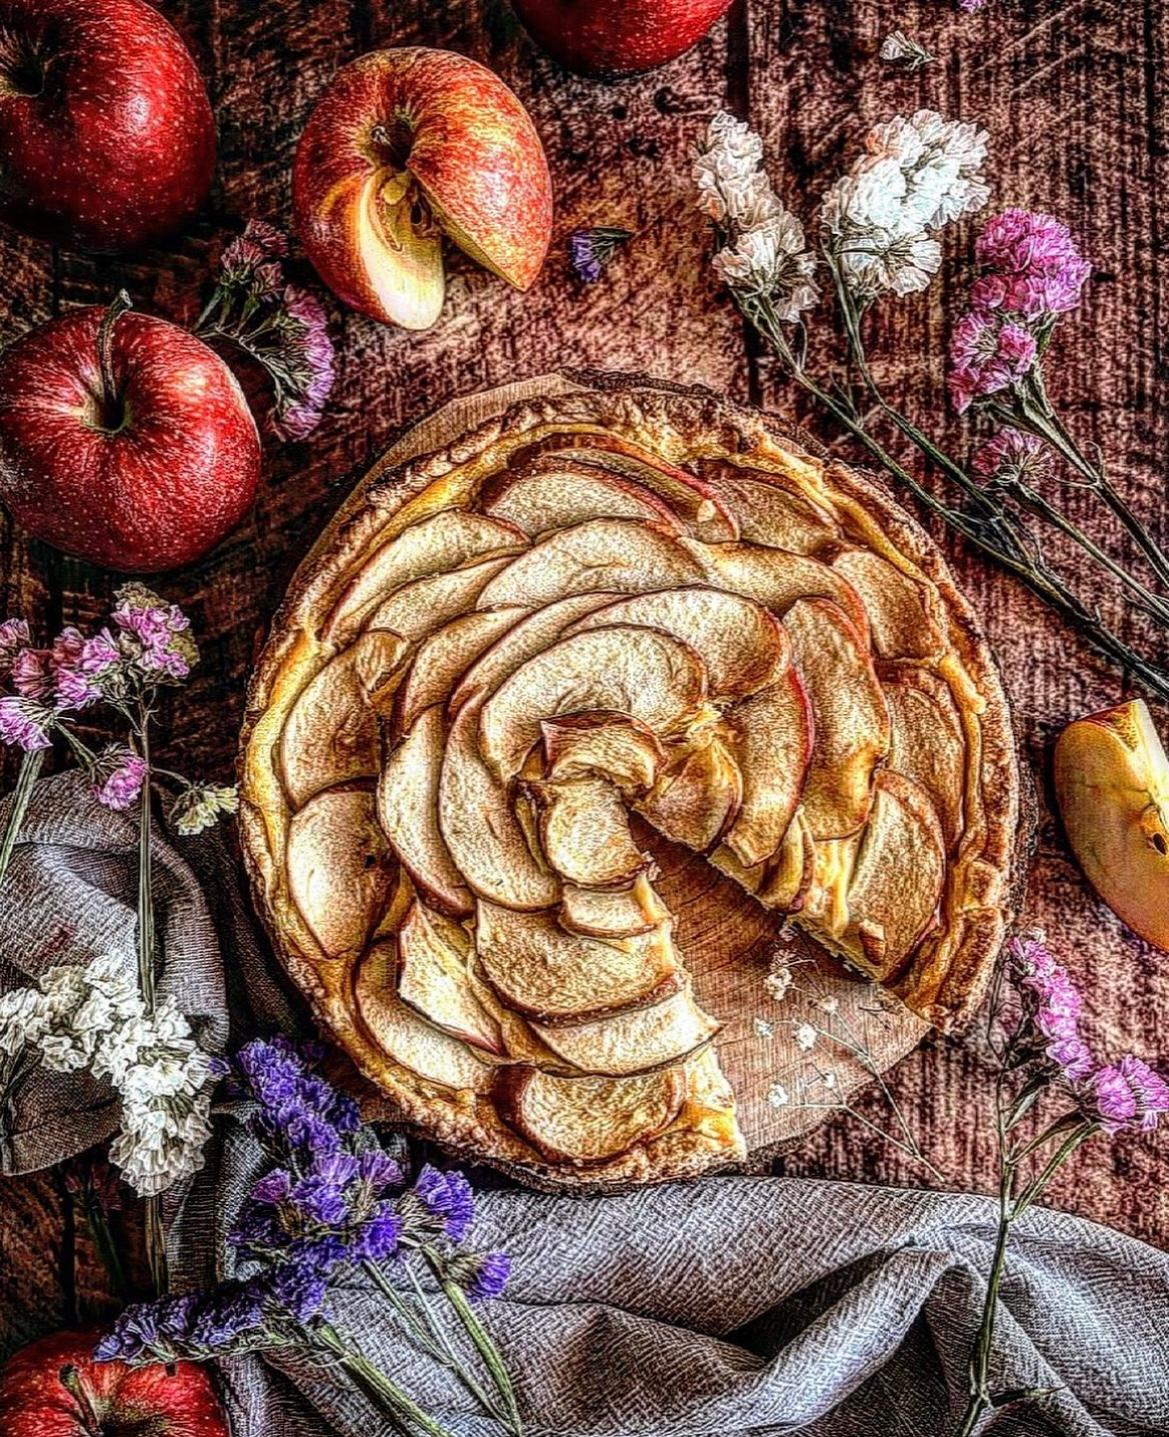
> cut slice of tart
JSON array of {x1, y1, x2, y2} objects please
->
[{"x1": 241, "y1": 378, "x2": 1021, "y2": 1189}]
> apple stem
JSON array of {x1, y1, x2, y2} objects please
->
[
  {"x1": 58, "y1": 1365, "x2": 103, "y2": 1437},
  {"x1": 93, "y1": 290, "x2": 134, "y2": 434}
]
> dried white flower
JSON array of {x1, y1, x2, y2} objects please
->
[
  {"x1": 764, "y1": 966, "x2": 793, "y2": 1003},
  {"x1": 713, "y1": 213, "x2": 820, "y2": 320},
  {"x1": 820, "y1": 1070, "x2": 839, "y2": 1091},
  {"x1": 694, "y1": 112, "x2": 766, "y2": 222},
  {"x1": 794, "y1": 1021, "x2": 818, "y2": 1052},
  {"x1": 767, "y1": 1081, "x2": 791, "y2": 1108},
  {"x1": 879, "y1": 30, "x2": 934, "y2": 70},
  {"x1": 816, "y1": 995, "x2": 841, "y2": 1016},
  {"x1": 753, "y1": 1017, "x2": 775, "y2": 1038},
  {"x1": 169, "y1": 783, "x2": 239, "y2": 836},
  {"x1": 0, "y1": 987, "x2": 51, "y2": 1057},
  {"x1": 835, "y1": 226, "x2": 942, "y2": 299}
]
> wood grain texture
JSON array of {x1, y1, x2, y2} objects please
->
[{"x1": 0, "y1": 0, "x2": 1165, "y2": 1307}]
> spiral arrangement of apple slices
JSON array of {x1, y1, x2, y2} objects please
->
[{"x1": 241, "y1": 386, "x2": 1019, "y2": 1184}]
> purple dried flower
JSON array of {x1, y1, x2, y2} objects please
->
[
  {"x1": 356, "y1": 1201, "x2": 402, "y2": 1262},
  {"x1": 441, "y1": 1171, "x2": 475, "y2": 1243},
  {"x1": 54, "y1": 628, "x2": 121, "y2": 709},
  {"x1": 242, "y1": 219, "x2": 289, "y2": 258},
  {"x1": 188, "y1": 1284, "x2": 265, "y2": 1348},
  {"x1": 269, "y1": 286, "x2": 336, "y2": 442},
  {"x1": 111, "y1": 584, "x2": 196, "y2": 683},
  {"x1": 448, "y1": 1250, "x2": 511, "y2": 1302},
  {"x1": 290, "y1": 1171, "x2": 350, "y2": 1227},
  {"x1": 1010, "y1": 937, "x2": 1095, "y2": 1083},
  {"x1": 0, "y1": 618, "x2": 30, "y2": 670},
  {"x1": 271, "y1": 1260, "x2": 328, "y2": 1323},
  {"x1": 1086, "y1": 1057, "x2": 1169, "y2": 1133},
  {"x1": 89, "y1": 745, "x2": 147, "y2": 811},
  {"x1": 10, "y1": 647, "x2": 52, "y2": 700},
  {"x1": 972, "y1": 209, "x2": 1092, "y2": 317},
  {"x1": 948, "y1": 310, "x2": 1037, "y2": 413},
  {"x1": 402, "y1": 1164, "x2": 476, "y2": 1242},
  {"x1": 358, "y1": 1149, "x2": 404, "y2": 1192},
  {"x1": 570, "y1": 227, "x2": 633, "y2": 284},
  {"x1": 0, "y1": 694, "x2": 54, "y2": 751},
  {"x1": 251, "y1": 1169, "x2": 293, "y2": 1205},
  {"x1": 971, "y1": 428, "x2": 1052, "y2": 489},
  {"x1": 230, "y1": 1200, "x2": 287, "y2": 1256}
]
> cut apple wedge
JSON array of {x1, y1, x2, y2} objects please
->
[
  {"x1": 542, "y1": 711, "x2": 665, "y2": 796},
  {"x1": 324, "y1": 510, "x2": 527, "y2": 643},
  {"x1": 682, "y1": 539, "x2": 871, "y2": 643},
  {"x1": 828, "y1": 548, "x2": 946, "y2": 661},
  {"x1": 393, "y1": 607, "x2": 526, "y2": 735},
  {"x1": 839, "y1": 771, "x2": 946, "y2": 981},
  {"x1": 722, "y1": 668, "x2": 814, "y2": 867},
  {"x1": 637, "y1": 731, "x2": 743, "y2": 852},
  {"x1": 378, "y1": 705, "x2": 473, "y2": 917},
  {"x1": 785, "y1": 598, "x2": 890, "y2": 840},
  {"x1": 525, "y1": 776, "x2": 649, "y2": 888},
  {"x1": 522, "y1": 434, "x2": 739, "y2": 542},
  {"x1": 286, "y1": 784, "x2": 397, "y2": 958},
  {"x1": 530, "y1": 987, "x2": 720, "y2": 1077},
  {"x1": 475, "y1": 900, "x2": 680, "y2": 1023},
  {"x1": 566, "y1": 587, "x2": 789, "y2": 702},
  {"x1": 882, "y1": 663, "x2": 966, "y2": 851},
  {"x1": 363, "y1": 556, "x2": 513, "y2": 642},
  {"x1": 450, "y1": 592, "x2": 619, "y2": 713},
  {"x1": 559, "y1": 873, "x2": 668, "y2": 938},
  {"x1": 1053, "y1": 698, "x2": 1169, "y2": 952},
  {"x1": 397, "y1": 901, "x2": 504, "y2": 1054},
  {"x1": 279, "y1": 630, "x2": 408, "y2": 809},
  {"x1": 493, "y1": 1062, "x2": 687, "y2": 1163},
  {"x1": 481, "y1": 458, "x2": 683, "y2": 537},
  {"x1": 757, "y1": 807, "x2": 815, "y2": 913},
  {"x1": 702, "y1": 467, "x2": 839, "y2": 554},
  {"x1": 478, "y1": 624, "x2": 708, "y2": 783},
  {"x1": 709, "y1": 843, "x2": 766, "y2": 896},
  {"x1": 438, "y1": 700, "x2": 559, "y2": 911},
  {"x1": 476, "y1": 517, "x2": 706, "y2": 610},
  {"x1": 354, "y1": 941, "x2": 495, "y2": 1091}
]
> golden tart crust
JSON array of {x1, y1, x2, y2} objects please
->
[{"x1": 239, "y1": 380, "x2": 1021, "y2": 1186}]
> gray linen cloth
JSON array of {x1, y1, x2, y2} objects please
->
[{"x1": 1, "y1": 770, "x2": 1167, "y2": 1437}]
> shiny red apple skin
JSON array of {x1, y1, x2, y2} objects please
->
[
  {"x1": 0, "y1": 0, "x2": 215, "y2": 253},
  {"x1": 510, "y1": 0, "x2": 735, "y2": 75},
  {"x1": 293, "y1": 47, "x2": 553, "y2": 326},
  {"x1": 0, "y1": 1329, "x2": 230, "y2": 1437},
  {"x1": 0, "y1": 308, "x2": 261, "y2": 573}
]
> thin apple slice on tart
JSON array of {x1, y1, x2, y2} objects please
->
[{"x1": 242, "y1": 379, "x2": 1021, "y2": 1187}]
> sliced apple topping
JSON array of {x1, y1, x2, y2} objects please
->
[
  {"x1": 478, "y1": 625, "x2": 708, "y2": 783},
  {"x1": 286, "y1": 784, "x2": 396, "y2": 959},
  {"x1": 475, "y1": 901, "x2": 680, "y2": 1024},
  {"x1": 525, "y1": 776, "x2": 649, "y2": 888},
  {"x1": 703, "y1": 467, "x2": 840, "y2": 553},
  {"x1": 559, "y1": 874, "x2": 668, "y2": 939},
  {"x1": 279, "y1": 630, "x2": 408, "y2": 809},
  {"x1": 542, "y1": 711, "x2": 665, "y2": 796},
  {"x1": 828, "y1": 549, "x2": 946, "y2": 661},
  {"x1": 530, "y1": 987, "x2": 720, "y2": 1077},
  {"x1": 394, "y1": 607, "x2": 526, "y2": 735},
  {"x1": 397, "y1": 901, "x2": 504, "y2": 1054},
  {"x1": 476, "y1": 517, "x2": 705, "y2": 610},
  {"x1": 363, "y1": 556, "x2": 513, "y2": 643},
  {"x1": 723, "y1": 667, "x2": 814, "y2": 867},
  {"x1": 354, "y1": 942, "x2": 494, "y2": 1091},
  {"x1": 638, "y1": 731, "x2": 743, "y2": 852},
  {"x1": 378, "y1": 705, "x2": 473, "y2": 917},
  {"x1": 438, "y1": 700, "x2": 559, "y2": 911},
  {"x1": 882, "y1": 664, "x2": 966, "y2": 851},
  {"x1": 567, "y1": 587, "x2": 789, "y2": 702},
  {"x1": 493, "y1": 1063, "x2": 687, "y2": 1163},
  {"x1": 481, "y1": 458, "x2": 683, "y2": 536},
  {"x1": 325, "y1": 510, "x2": 527, "y2": 642},
  {"x1": 784, "y1": 597, "x2": 890, "y2": 840},
  {"x1": 1054, "y1": 698, "x2": 1169, "y2": 952},
  {"x1": 757, "y1": 807, "x2": 815, "y2": 913}
]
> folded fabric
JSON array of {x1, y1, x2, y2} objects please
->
[{"x1": 2, "y1": 770, "x2": 1167, "y2": 1436}]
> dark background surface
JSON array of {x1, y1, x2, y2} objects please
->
[{"x1": 1, "y1": 0, "x2": 1166, "y2": 1340}]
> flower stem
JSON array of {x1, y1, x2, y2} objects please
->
[
  {"x1": 78, "y1": 1185, "x2": 131, "y2": 1304},
  {"x1": 0, "y1": 748, "x2": 44, "y2": 890},
  {"x1": 314, "y1": 1320, "x2": 458, "y2": 1437}
]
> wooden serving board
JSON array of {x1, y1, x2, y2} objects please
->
[{"x1": 363, "y1": 371, "x2": 929, "y2": 1164}]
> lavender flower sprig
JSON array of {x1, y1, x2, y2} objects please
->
[
  {"x1": 194, "y1": 220, "x2": 336, "y2": 440},
  {"x1": 694, "y1": 111, "x2": 1169, "y2": 702},
  {"x1": 97, "y1": 1038, "x2": 521, "y2": 1437}
]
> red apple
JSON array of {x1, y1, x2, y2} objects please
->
[
  {"x1": 0, "y1": 1329, "x2": 230, "y2": 1437},
  {"x1": 510, "y1": 0, "x2": 735, "y2": 75},
  {"x1": 0, "y1": 0, "x2": 215, "y2": 253},
  {"x1": 0, "y1": 299, "x2": 261, "y2": 572},
  {"x1": 293, "y1": 47, "x2": 553, "y2": 329}
]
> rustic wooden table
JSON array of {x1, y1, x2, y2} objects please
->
[{"x1": 1, "y1": 0, "x2": 1166, "y2": 1342}]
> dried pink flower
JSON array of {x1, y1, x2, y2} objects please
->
[
  {"x1": 972, "y1": 209, "x2": 1092, "y2": 317},
  {"x1": 10, "y1": 647, "x2": 53, "y2": 700},
  {"x1": 1087, "y1": 1057, "x2": 1169, "y2": 1133},
  {"x1": 971, "y1": 428, "x2": 1052, "y2": 489},
  {"x1": 269, "y1": 286, "x2": 336, "y2": 441},
  {"x1": 89, "y1": 745, "x2": 147, "y2": 811},
  {"x1": 54, "y1": 629, "x2": 121, "y2": 709},
  {"x1": 111, "y1": 586, "x2": 196, "y2": 683},
  {"x1": 0, "y1": 694, "x2": 54, "y2": 751},
  {"x1": 1010, "y1": 936, "x2": 1095, "y2": 1083},
  {"x1": 241, "y1": 219, "x2": 289, "y2": 258},
  {"x1": 948, "y1": 310, "x2": 1037, "y2": 413},
  {"x1": 0, "y1": 619, "x2": 30, "y2": 670}
]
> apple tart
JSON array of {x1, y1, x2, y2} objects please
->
[{"x1": 240, "y1": 380, "x2": 1020, "y2": 1185}]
